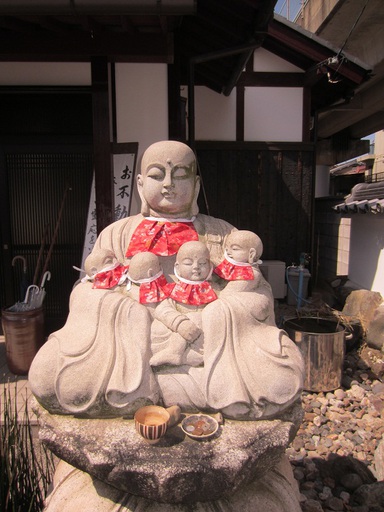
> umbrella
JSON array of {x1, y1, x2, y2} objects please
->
[
  {"x1": 12, "y1": 255, "x2": 29, "y2": 301},
  {"x1": 34, "y1": 271, "x2": 51, "y2": 308},
  {"x1": 23, "y1": 285, "x2": 41, "y2": 310},
  {"x1": 6, "y1": 284, "x2": 40, "y2": 312}
]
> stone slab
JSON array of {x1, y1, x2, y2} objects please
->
[{"x1": 32, "y1": 397, "x2": 303, "y2": 504}]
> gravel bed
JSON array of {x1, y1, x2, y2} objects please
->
[{"x1": 286, "y1": 344, "x2": 384, "y2": 512}]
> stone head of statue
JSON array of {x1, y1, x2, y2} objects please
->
[
  {"x1": 137, "y1": 141, "x2": 200, "y2": 219},
  {"x1": 175, "y1": 241, "x2": 211, "y2": 282},
  {"x1": 128, "y1": 252, "x2": 162, "y2": 281},
  {"x1": 225, "y1": 230, "x2": 263, "y2": 264}
]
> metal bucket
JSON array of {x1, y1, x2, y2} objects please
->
[
  {"x1": 284, "y1": 317, "x2": 346, "y2": 392},
  {"x1": 1, "y1": 307, "x2": 45, "y2": 375}
]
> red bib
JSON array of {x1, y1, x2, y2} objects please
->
[
  {"x1": 214, "y1": 259, "x2": 254, "y2": 281},
  {"x1": 136, "y1": 274, "x2": 173, "y2": 304},
  {"x1": 126, "y1": 218, "x2": 198, "y2": 257},
  {"x1": 170, "y1": 281, "x2": 217, "y2": 306},
  {"x1": 93, "y1": 264, "x2": 129, "y2": 289}
]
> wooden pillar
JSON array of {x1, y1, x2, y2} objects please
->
[
  {"x1": 91, "y1": 57, "x2": 114, "y2": 234},
  {"x1": 302, "y1": 86, "x2": 312, "y2": 143},
  {"x1": 168, "y1": 48, "x2": 187, "y2": 142},
  {"x1": 236, "y1": 85, "x2": 245, "y2": 141}
]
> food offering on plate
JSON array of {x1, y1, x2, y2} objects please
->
[{"x1": 181, "y1": 414, "x2": 219, "y2": 440}]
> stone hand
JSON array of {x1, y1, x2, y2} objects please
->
[{"x1": 178, "y1": 320, "x2": 202, "y2": 343}]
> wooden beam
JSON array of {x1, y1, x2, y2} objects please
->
[
  {"x1": 0, "y1": 32, "x2": 174, "y2": 62},
  {"x1": 0, "y1": 1, "x2": 196, "y2": 16},
  {"x1": 91, "y1": 57, "x2": 114, "y2": 234}
]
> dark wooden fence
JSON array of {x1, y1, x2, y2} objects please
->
[{"x1": 196, "y1": 141, "x2": 315, "y2": 267}]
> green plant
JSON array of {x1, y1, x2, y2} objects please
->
[{"x1": 0, "y1": 381, "x2": 55, "y2": 512}]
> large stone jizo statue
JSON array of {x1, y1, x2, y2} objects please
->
[
  {"x1": 29, "y1": 140, "x2": 306, "y2": 511},
  {"x1": 29, "y1": 140, "x2": 304, "y2": 421}
]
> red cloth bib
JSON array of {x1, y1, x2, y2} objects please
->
[
  {"x1": 214, "y1": 259, "x2": 254, "y2": 281},
  {"x1": 170, "y1": 280, "x2": 217, "y2": 306},
  {"x1": 93, "y1": 264, "x2": 129, "y2": 289},
  {"x1": 126, "y1": 218, "x2": 198, "y2": 257},
  {"x1": 137, "y1": 274, "x2": 173, "y2": 304}
]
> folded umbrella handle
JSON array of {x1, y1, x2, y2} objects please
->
[
  {"x1": 12, "y1": 255, "x2": 27, "y2": 272},
  {"x1": 24, "y1": 284, "x2": 40, "y2": 304},
  {"x1": 40, "y1": 271, "x2": 51, "y2": 289}
]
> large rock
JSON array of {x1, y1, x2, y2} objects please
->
[
  {"x1": 32, "y1": 398, "x2": 303, "y2": 505},
  {"x1": 366, "y1": 303, "x2": 384, "y2": 351},
  {"x1": 342, "y1": 289, "x2": 383, "y2": 334},
  {"x1": 375, "y1": 437, "x2": 384, "y2": 481}
]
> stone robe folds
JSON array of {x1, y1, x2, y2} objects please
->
[
  {"x1": 29, "y1": 212, "x2": 304, "y2": 419},
  {"x1": 203, "y1": 286, "x2": 304, "y2": 419}
]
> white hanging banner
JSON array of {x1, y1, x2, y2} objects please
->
[
  {"x1": 79, "y1": 143, "x2": 138, "y2": 276},
  {"x1": 113, "y1": 152, "x2": 136, "y2": 221}
]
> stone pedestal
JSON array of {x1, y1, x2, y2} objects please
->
[
  {"x1": 32, "y1": 398, "x2": 303, "y2": 511},
  {"x1": 45, "y1": 456, "x2": 300, "y2": 512}
]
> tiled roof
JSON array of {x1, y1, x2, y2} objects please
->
[
  {"x1": 333, "y1": 181, "x2": 384, "y2": 214},
  {"x1": 333, "y1": 198, "x2": 384, "y2": 214}
]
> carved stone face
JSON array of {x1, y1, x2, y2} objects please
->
[
  {"x1": 137, "y1": 141, "x2": 200, "y2": 218},
  {"x1": 175, "y1": 241, "x2": 211, "y2": 281},
  {"x1": 225, "y1": 231, "x2": 262, "y2": 264},
  {"x1": 226, "y1": 239, "x2": 254, "y2": 264}
]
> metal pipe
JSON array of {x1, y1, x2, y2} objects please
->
[{"x1": 297, "y1": 266, "x2": 304, "y2": 309}]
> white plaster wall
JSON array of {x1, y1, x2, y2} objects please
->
[
  {"x1": 114, "y1": 63, "x2": 169, "y2": 214},
  {"x1": 336, "y1": 217, "x2": 351, "y2": 276},
  {"x1": 185, "y1": 48, "x2": 304, "y2": 142},
  {"x1": 193, "y1": 86, "x2": 236, "y2": 141},
  {"x1": 253, "y1": 47, "x2": 303, "y2": 72},
  {"x1": 0, "y1": 62, "x2": 91, "y2": 85},
  {"x1": 374, "y1": 130, "x2": 384, "y2": 175},
  {"x1": 190, "y1": 84, "x2": 303, "y2": 142},
  {"x1": 375, "y1": 130, "x2": 384, "y2": 156},
  {"x1": 244, "y1": 87, "x2": 303, "y2": 141},
  {"x1": 348, "y1": 215, "x2": 384, "y2": 296}
]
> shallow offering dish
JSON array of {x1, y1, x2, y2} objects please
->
[{"x1": 181, "y1": 414, "x2": 219, "y2": 440}]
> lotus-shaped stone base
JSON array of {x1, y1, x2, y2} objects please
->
[{"x1": 32, "y1": 398, "x2": 303, "y2": 504}]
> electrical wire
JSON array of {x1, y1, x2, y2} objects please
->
[
  {"x1": 328, "y1": 0, "x2": 370, "y2": 83},
  {"x1": 308, "y1": 0, "x2": 370, "y2": 84},
  {"x1": 337, "y1": 0, "x2": 371, "y2": 58}
]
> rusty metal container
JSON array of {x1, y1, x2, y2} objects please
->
[
  {"x1": 284, "y1": 317, "x2": 346, "y2": 392},
  {"x1": 1, "y1": 307, "x2": 45, "y2": 375}
]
